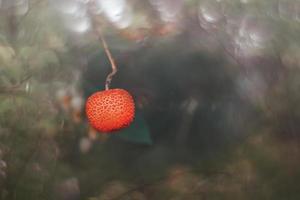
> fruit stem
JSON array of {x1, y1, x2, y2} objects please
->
[
  {"x1": 89, "y1": 25, "x2": 116, "y2": 90},
  {"x1": 99, "y1": 31, "x2": 118, "y2": 90},
  {"x1": 97, "y1": 28, "x2": 118, "y2": 90},
  {"x1": 87, "y1": 1, "x2": 117, "y2": 90}
]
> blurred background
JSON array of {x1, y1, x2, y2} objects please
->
[{"x1": 1, "y1": 0, "x2": 300, "y2": 199}]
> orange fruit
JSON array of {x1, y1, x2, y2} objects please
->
[{"x1": 85, "y1": 89, "x2": 135, "y2": 133}]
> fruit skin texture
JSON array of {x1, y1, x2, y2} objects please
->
[{"x1": 85, "y1": 89, "x2": 135, "y2": 133}]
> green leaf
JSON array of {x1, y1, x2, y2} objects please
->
[{"x1": 114, "y1": 111, "x2": 152, "y2": 145}]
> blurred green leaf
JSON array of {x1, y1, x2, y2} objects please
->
[
  {"x1": 0, "y1": 45, "x2": 15, "y2": 65},
  {"x1": 19, "y1": 46, "x2": 39, "y2": 61},
  {"x1": 114, "y1": 111, "x2": 152, "y2": 145}
]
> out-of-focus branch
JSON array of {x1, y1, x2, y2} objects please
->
[
  {"x1": 108, "y1": 169, "x2": 231, "y2": 200},
  {"x1": 0, "y1": 74, "x2": 32, "y2": 94},
  {"x1": 16, "y1": 0, "x2": 45, "y2": 26}
]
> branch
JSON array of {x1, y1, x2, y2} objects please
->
[
  {"x1": 199, "y1": 26, "x2": 243, "y2": 68},
  {"x1": 87, "y1": 1, "x2": 118, "y2": 90},
  {"x1": 96, "y1": 28, "x2": 118, "y2": 90},
  {"x1": 108, "y1": 169, "x2": 231, "y2": 200},
  {"x1": 16, "y1": 0, "x2": 45, "y2": 26},
  {"x1": 0, "y1": 74, "x2": 32, "y2": 94}
]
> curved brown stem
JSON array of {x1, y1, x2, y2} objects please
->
[
  {"x1": 96, "y1": 28, "x2": 118, "y2": 90},
  {"x1": 87, "y1": 1, "x2": 118, "y2": 90}
]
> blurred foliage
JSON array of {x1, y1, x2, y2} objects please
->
[{"x1": 0, "y1": 0, "x2": 300, "y2": 200}]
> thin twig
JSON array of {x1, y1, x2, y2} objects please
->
[
  {"x1": 11, "y1": 74, "x2": 32, "y2": 89},
  {"x1": 87, "y1": 0, "x2": 118, "y2": 90},
  {"x1": 0, "y1": 74, "x2": 32, "y2": 93},
  {"x1": 199, "y1": 26, "x2": 243, "y2": 68},
  {"x1": 16, "y1": 0, "x2": 44, "y2": 26},
  {"x1": 97, "y1": 28, "x2": 118, "y2": 90},
  {"x1": 88, "y1": 0, "x2": 118, "y2": 90}
]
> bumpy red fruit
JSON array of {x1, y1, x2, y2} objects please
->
[{"x1": 85, "y1": 89, "x2": 135, "y2": 133}]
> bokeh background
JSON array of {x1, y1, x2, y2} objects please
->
[{"x1": 1, "y1": 0, "x2": 300, "y2": 199}]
